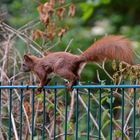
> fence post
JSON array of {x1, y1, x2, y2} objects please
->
[
  {"x1": 110, "y1": 87, "x2": 113, "y2": 140},
  {"x1": 64, "y1": 86, "x2": 68, "y2": 140},
  {"x1": 20, "y1": 82, "x2": 23, "y2": 140},
  {"x1": 0, "y1": 81, "x2": 1, "y2": 126},
  {"x1": 54, "y1": 82, "x2": 57, "y2": 140},
  {"x1": 133, "y1": 81, "x2": 136, "y2": 140},
  {"x1": 42, "y1": 88, "x2": 46, "y2": 140},
  {"x1": 98, "y1": 88, "x2": 102, "y2": 140},
  {"x1": 87, "y1": 86, "x2": 90, "y2": 140},
  {"x1": 75, "y1": 86, "x2": 79, "y2": 140},
  {"x1": 31, "y1": 82, "x2": 35, "y2": 140},
  {"x1": 8, "y1": 81, "x2": 12, "y2": 140},
  {"x1": 121, "y1": 82, "x2": 124, "y2": 140}
]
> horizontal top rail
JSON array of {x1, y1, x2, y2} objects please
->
[{"x1": 0, "y1": 84, "x2": 140, "y2": 89}]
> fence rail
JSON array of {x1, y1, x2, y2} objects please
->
[{"x1": 0, "y1": 83, "x2": 139, "y2": 140}]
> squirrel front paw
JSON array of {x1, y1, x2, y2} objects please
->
[
  {"x1": 65, "y1": 82, "x2": 73, "y2": 92},
  {"x1": 37, "y1": 86, "x2": 43, "y2": 93}
]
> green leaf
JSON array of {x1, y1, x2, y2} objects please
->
[
  {"x1": 80, "y1": 3, "x2": 94, "y2": 21},
  {"x1": 101, "y1": 96, "x2": 108, "y2": 104},
  {"x1": 106, "y1": 97, "x2": 115, "y2": 104},
  {"x1": 102, "y1": 119, "x2": 110, "y2": 130},
  {"x1": 101, "y1": 109, "x2": 109, "y2": 123},
  {"x1": 112, "y1": 60, "x2": 117, "y2": 71},
  {"x1": 113, "y1": 106, "x2": 122, "y2": 111},
  {"x1": 114, "y1": 130, "x2": 121, "y2": 138}
]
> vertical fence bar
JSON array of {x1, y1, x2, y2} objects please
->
[
  {"x1": 31, "y1": 82, "x2": 35, "y2": 140},
  {"x1": 121, "y1": 82, "x2": 124, "y2": 140},
  {"x1": 98, "y1": 88, "x2": 101, "y2": 140},
  {"x1": 75, "y1": 88, "x2": 79, "y2": 140},
  {"x1": 87, "y1": 87, "x2": 90, "y2": 140},
  {"x1": 110, "y1": 87, "x2": 113, "y2": 140},
  {"x1": 8, "y1": 81, "x2": 12, "y2": 140},
  {"x1": 0, "y1": 81, "x2": 1, "y2": 137},
  {"x1": 64, "y1": 88, "x2": 68, "y2": 140},
  {"x1": 54, "y1": 83, "x2": 57, "y2": 140},
  {"x1": 20, "y1": 82, "x2": 23, "y2": 140},
  {"x1": 0, "y1": 81, "x2": 1, "y2": 122},
  {"x1": 133, "y1": 82, "x2": 136, "y2": 140},
  {"x1": 42, "y1": 88, "x2": 46, "y2": 140}
]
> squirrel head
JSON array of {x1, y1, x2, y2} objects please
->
[{"x1": 21, "y1": 54, "x2": 37, "y2": 72}]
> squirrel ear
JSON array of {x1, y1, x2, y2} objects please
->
[
  {"x1": 43, "y1": 51, "x2": 51, "y2": 56},
  {"x1": 24, "y1": 55, "x2": 33, "y2": 62}
]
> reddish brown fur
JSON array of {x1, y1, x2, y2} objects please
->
[
  {"x1": 81, "y1": 35, "x2": 133, "y2": 64},
  {"x1": 22, "y1": 35, "x2": 134, "y2": 91}
]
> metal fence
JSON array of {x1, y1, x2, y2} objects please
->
[{"x1": 0, "y1": 83, "x2": 139, "y2": 140}]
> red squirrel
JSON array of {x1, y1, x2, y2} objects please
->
[{"x1": 22, "y1": 35, "x2": 133, "y2": 91}]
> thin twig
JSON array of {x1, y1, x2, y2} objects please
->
[
  {"x1": 94, "y1": 60, "x2": 114, "y2": 81},
  {"x1": 1, "y1": 22, "x2": 43, "y2": 51},
  {"x1": 78, "y1": 94, "x2": 106, "y2": 140},
  {"x1": 124, "y1": 108, "x2": 133, "y2": 134},
  {"x1": 68, "y1": 90, "x2": 75, "y2": 122},
  {"x1": 65, "y1": 38, "x2": 73, "y2": 52},
  {"x1": 11, "y1": 113, "x2": 19, "y2": 140}
]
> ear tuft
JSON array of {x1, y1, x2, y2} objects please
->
[
  {"x1": 24, "y1": 55, "x2": 32, "y2": 62},
  {"x1": 43, "y1": 51, "x2": 51, "y2": 56}
]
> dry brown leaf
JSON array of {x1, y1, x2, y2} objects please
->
[
  {"x1": 57, "y1": 7, "x2": 65, "y2": 20},
  {"x1": 43, "y1": 2, "x2": 54, "y2": 13},
  {"x1": 32, "y1": 30, "x2": 45, "y2": 40},
  {"x1": 58, "y1": 0, "x2": 65, "y2": 4},
  {"x1": 58, "y1": 27, "x2": 68, "y2": 38},
  {"x1": 47, "y1": 22, "x2": 56, "y2": 41},
  {"x1": 23, "y1": 102, "x2": 31, "y2": 115},
  {"x1": 37, "y1": 2, "x2": 54, "y2": 25},
  {"x1": 47, "y1": 32, "x2": 56, "y2": 41},
  {"x1": 34, "y1": 101, "x2": 43, "y2": 112},
  {"x1": 68, "y1": 3, "x2": 75, "y2": 17},
  {"x1": 49, "y1": 0, "x2": 55, "y2": 8},
  {"x1": 136, "y1": 98, "x2": 140, "y2": 116}
]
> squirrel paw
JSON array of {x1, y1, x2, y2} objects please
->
[
  {"x1": 37, "y1": 86, "x2": 43, "y2": 93},
  {"x1": 65, "y1": 83, "x2": 73, "y2": 92}
]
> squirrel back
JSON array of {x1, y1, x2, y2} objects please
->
[{"x1": 81, "y1": 35, "x2": 133, "y2": 64}]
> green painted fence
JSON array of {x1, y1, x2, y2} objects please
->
[{"x1": 0, "y1": 82, "x2": 139, "y2": 140}]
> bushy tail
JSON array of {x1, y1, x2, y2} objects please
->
[{"x1": 80, "y1": 35, "x2": 133, "y2": 64}]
